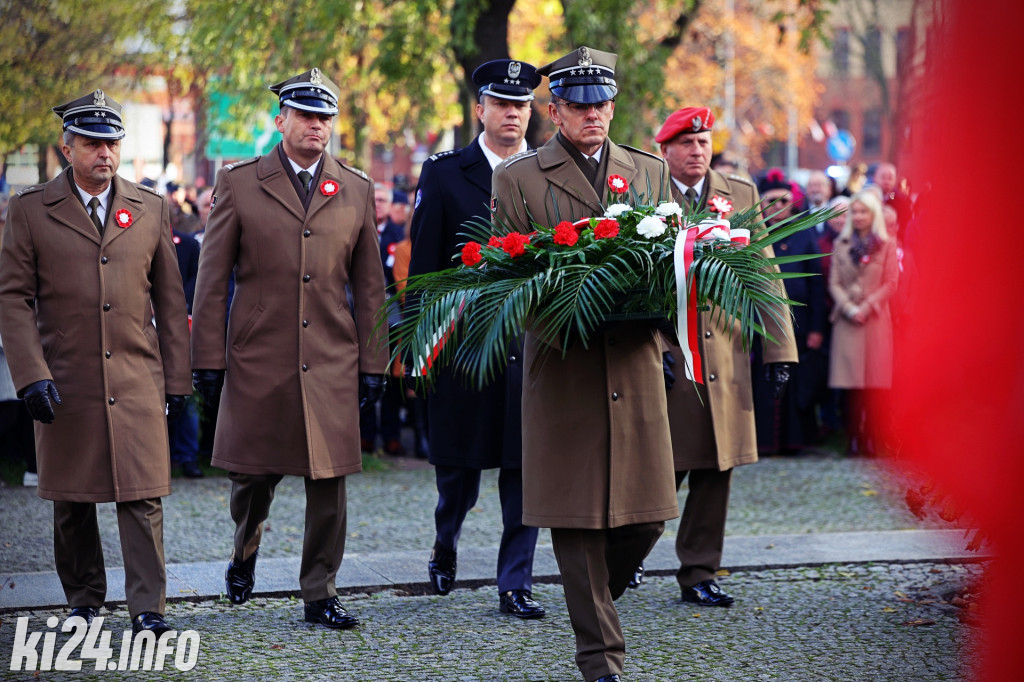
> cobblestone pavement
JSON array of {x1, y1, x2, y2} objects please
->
[
  {"x1": 0, "y1": 451, "x2": 985, "y2": 681},
  {"x1": 0, "y1": 453, "x2": 946, "y2": 573},
  {"x1": 0, "y1": 563, "x2": 982, "y2": 681}
]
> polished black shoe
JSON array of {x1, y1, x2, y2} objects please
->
[
  {"x1": 181, "y1": 461, "x2": 205, "y2": 478},
  {"x1": 428, "y1": 543, "x2": 457, "y2": 596},
  {"x1": 681, "y1": 579, "x2": 734, "y2": 607},
  {"x1": 68, "y1": 606, "x2": 99, "y2": 625},
  {"x1": 591, "y1": 675, "x2": 622, "y2": 682},
  {"x1": 499, "y1": 590, "x2": 546, "y2": 619},
  {"x1": 225, "y1": 547, "x2": 259, "y2": 605},
  {"x1": 132, "y1": 612, "x2": 172, "y2": 636},
  {"x1": 304, "y1": 596, "x2": 359, "y2": 629},
  {"x1": 627, "y1": 562, "x2": 644, "y2": 589}
]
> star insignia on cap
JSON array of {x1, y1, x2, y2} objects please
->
[
  {"x1": 504, "y1": 78, "x2": 510, "y2": 84},
  {"x1": 570, "y1": 69, "x2": 578, "y2": 76}
]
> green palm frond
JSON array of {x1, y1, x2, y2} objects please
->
[{"x1": 383, "y1": 197, "x2": 835, "y2": 388}]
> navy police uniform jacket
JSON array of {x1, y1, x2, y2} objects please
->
[{"x1": 408, "y1": 137, "x2": 524, "y2": 470}]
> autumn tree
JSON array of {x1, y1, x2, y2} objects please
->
[{"x1": 0, "y1": 0, "x2": 177, "y2": 180}]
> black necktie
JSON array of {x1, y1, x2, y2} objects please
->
[
  {"x1": 685, "y1": 187, "x2": 698, "y2": 211},
  {"x1": 297, "y1": 170, "x2": 312, "y2": 197},
  {"x1": 583, "y1": 156, "x2": 599, "y2": 188},
  {"x1": 88, "y1": 197, "x2": 104, "y2": 236}
]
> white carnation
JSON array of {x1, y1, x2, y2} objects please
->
[
  {"x1": 636, "y1": 215, "x2": 667, "y2": 239},
  {"x1": 604, "y1": 203, "x2": 632, "y2": 218},
  {"x1": 655, "y1": 201, "x2": 682, "y2": 218},
  {"x1": 709, "y1": 227, "x2": 731, "y2": 241}
]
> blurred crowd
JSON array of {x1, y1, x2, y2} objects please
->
[{"x1": 0, "y1": 151, "x2": 914, "y2": 484}]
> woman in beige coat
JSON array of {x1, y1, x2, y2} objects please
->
[{"x1": 828, "y1": 191, "x2": 898, "y2": 454}]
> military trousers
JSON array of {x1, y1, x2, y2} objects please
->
[
  {"x1": 551, "y1": 522, "x2": 664, "y2": 682},
  {"x1": 675, "y1": 467, "x2": 732, "y2": 589},
  {"x1": 228, "y1": 471, "x2": 347, "y2": 602},
  {"x1": 53, "y1": 498, "x2": 166, "y2": 618}
]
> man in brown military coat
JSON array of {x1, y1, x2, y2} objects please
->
[
  {"x1": 653, "y1": 107, "x2": 797, "y2": 606},
  {"x1": 491, "y1": 47, "x2": 678, "y2": 682},
  {"x1": 190, "y1": 68, "x2": 388, "y2": 630},
  {"x1": 0, "y1": 90, "x2": 192, "y2": 634}
]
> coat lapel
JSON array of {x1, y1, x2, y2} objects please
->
[
  {"x1": 460, "y1": 139, "x2": 493, "y2": 196},
  {"x1": 304, "y1": 156, "x2": 344, "y2": 225},
  {"x1": 103, "y1": 176, "x2": 148, "y2": 247},
  {"x1": 257, "y1": 148, "x2": 305, "y2": 222},
  {"x1": 43, "y1": 169, "x2": 101, "y2": 246},
  {"x1": 604, "y1": 141, "x2": 643, "y2": 199},
  {"x1": 536, "y1": 140, "x2": 603, "y2": 215}
]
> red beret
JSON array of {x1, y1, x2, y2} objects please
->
[{"x1": 655, "y1": 107, "x2": 715, "y2": 143}]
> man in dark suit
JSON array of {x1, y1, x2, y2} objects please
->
[
  {"x1": 0, "y1": 90, "x2": 191, "y2": 634},
  {"x1": 168, "y1": 228, "x2": 203, "y2": 478},
  {"x1": 191, "y1": 68, "x2": 388, "y2": 630},
  {"x1": 408, "y1": 58, "x2": 546, "y2": 620},
  {"x1": 752, "y1": 169, "x2": 827, "y2": 454}
]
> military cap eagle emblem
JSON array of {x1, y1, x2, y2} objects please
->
[
  {"x1": 691, "y1": 116, "x2": 703, "y2": 131},
  {"x1": 508, "y1": 62, "x2": 522, "y2": 79},
  {"x1": 577, "y1": 47, "x2": 592, "y2": 67},
  {"x1": 310, "y1": 68, "x2": 323, "y2": 85},
  {"x1": 93, "y1": 90, "x2": 106, "y2": 107}
]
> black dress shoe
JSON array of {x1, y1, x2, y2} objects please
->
[
  {"x1": 427, "y1": 543, "x2": 457, "y2": 596},
  {"x1": 132, "y1": 612, "x2": 172, "y2": 636},
  {"x1": 180, "y1": 461, "x2": 204, "y2": 478},
  {"x1": 225, "y1": 547, "x2": 259, "y2": 604},
  {"x1": 499, "y1": 590, "x2": 546, "y2": 619},
  {"x1": 627, "y1": 562, "x2": 644, "y2": 589},
  {"x1": 591, "y1": 675, "x2": 622, "y2": 682},
  {"x1": 304, "y1": 596, "x2": 359, "y2": 629},
  {"x1": 681, "y1": 579, "x2": 734, "y2": 606},
  {"x1": 68, "y1": 606, "x2": 99, "y2": 625}
]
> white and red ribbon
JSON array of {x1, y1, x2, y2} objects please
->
[
  {"x1": 674, "y1": 225, "x2": 703, "y2": 384},
  {"x1": 413, "y1": 296, "x2": 466, "y2": 377}
]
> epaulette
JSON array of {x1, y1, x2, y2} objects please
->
[
  {"x1": 619, "y1": 144, "x2": 662, "y2": 161},
  {"x1": 137, "y1": 183, "x2": 162, "y2": 196},
  {"x1": 727, "y1": 173, "x2": 755, "y2": 187},
  {"x1": 223, "y1": 156, "x2": 259, "y2": 172},
  {"x1": 340, "y1": 164, "x2": 369, "y2": 182},
  {"x1": 502, "y1": 149, "x2": 537, "y2": 168},
  {"x1": 15, "y1": 185, "x2": 43, "y2": 197},
  {"x1": 428, "y1": 149, "x2": 458, "y2": 162}
]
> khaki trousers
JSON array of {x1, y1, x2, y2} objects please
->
[
  {"x1": 53, "y1": 498, "x2": 166, "y2": 617},
  {"x1": 228, "y1": 472, "x2": 347, "y2": 602},
  {"x1": 675, "y1": 468, "x2": 732, "y2": 589},
  {"x1": 551, "y1": 522, "x2": 664, "y2": 682}
]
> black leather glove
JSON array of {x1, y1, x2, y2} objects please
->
[
  {"x1": 192, "y1": 369, "x2": 225, "y2": 410},
  {"x1": 359, "y1": 373, "x2": 387, "y2": 412},
  {"x1": 765, "y1": 362, "x2": 793, "y2": 401},
  {"x1": 662, "y1": 351, "x2": 676, "y2": 390},
  {"x1": 20, "y1": 379, "x2": 61, "y2": 424},
  {"x1": 166, "y1": 394, "x2": 188, "y2": 421}
]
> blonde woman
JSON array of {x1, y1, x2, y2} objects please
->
[{"x1": 828, "y1": 191, "x2": 899, "y2": 455}]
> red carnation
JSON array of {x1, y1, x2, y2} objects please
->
[
  {"x1": 501, "y1": 232, "x2": 530, "y2": 258},
  {"x1": 607, "y1": 175, "x2": 628, "y2": 194},
  {"x1": 553, "y1": 221, "x2": 579, "y2": 246},
  {"x1": 487, "y1": 236, "x2": 502, "y2": 248},
  {"x1": 461, "y1": 241, "x2": 483, "y2": 266},
  {"x1": 594, "y1": 219, "x2": 620, "y2": 240}
]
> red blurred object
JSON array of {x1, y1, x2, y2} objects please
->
[{"x1": 885, "y1": 2, "x2": 1024, "y2": 679}]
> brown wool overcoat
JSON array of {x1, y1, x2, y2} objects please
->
[
  {"x1": 665, "y1": 170, "x2": 798, "y2": 472},
  {"x1": 491, "y1": 137, "x2": 679, "y2": 529},
  {"x1": 0, "y1": 170, "x2": 192, "y2": 502},
  {"x1": 191, "y1": 147, "x2": 387, "y2": 478},
  {"x1": 828, "y1": 235, "x2": 898, "y2": 389}
]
